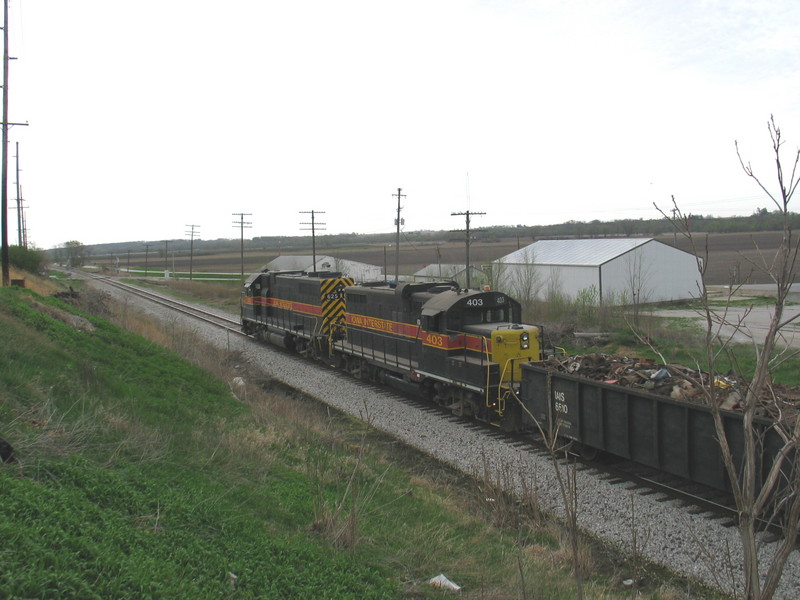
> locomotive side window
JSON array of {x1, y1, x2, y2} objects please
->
[{"x1": 422, "y1": 313, "x2": 443, "y2": 332}]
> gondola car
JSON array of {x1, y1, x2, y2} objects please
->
[{"x1": 242, "y1": 270, "x2": 543, "y2": 426}]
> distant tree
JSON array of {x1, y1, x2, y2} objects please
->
[{"x1": 61, "y1": 241, "x2": 88, "y2": 267}]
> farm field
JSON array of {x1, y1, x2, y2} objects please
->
[
  {"x1": 90, "y1": 231, "x2": 786, "y2": 286},
  {"x1": 654, "y1": 230, "x2": 785, "y2": 285}
]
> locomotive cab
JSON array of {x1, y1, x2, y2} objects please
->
[
  {"x1": 441, "y1": 290, "x2": 542, "y2": 384},
  {"x1": 241, "y1": 272, "x2": 271, "y2": 332}
]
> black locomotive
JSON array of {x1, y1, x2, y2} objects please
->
[{"x1": 242, "y1": 269, "x2": 542, "y2": 425}]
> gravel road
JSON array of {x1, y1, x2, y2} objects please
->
[
  {"x1": 654, "y1": 285, "x2": 800, "y2": 348},
  {"x1": 90, "y1": 279, "x2": 800, "y2": 599}
]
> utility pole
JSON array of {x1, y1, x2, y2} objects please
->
[
  {"x1": 144, "y1": 243, "x2": 151, "y2": 277},
  {"x1": 14, "y1": 141, "x2": 23, "y2": 247},
  {"x1": 0, "y1": 0, "x2": 27, "y2": 286},
  {"x1": 164, "y1": 240, "x2": 169, "y2": 277},
  {"x1": 392, "y1": 188, "x2": 405, "y2": 284},
  {"x1": 1, "y1": 0, "x2": 8, "y2": 286},
  {"x1": 232, "y1": 213, "x2": 252, "y2": 282},
  {"x1": 185, "y1": 224, "x2": 199, "y2": 281},
  {"x1": 451, "y1": 209, "x2": 485, "y2": 289},
  {"x1": 299, "y1": 210, "x2": 325, "y2": 273}
]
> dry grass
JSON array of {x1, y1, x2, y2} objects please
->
[
  {"x1": 9, "y1": 266, "x2": 61, "y2": 296},
  {"x1": 8, "y1": 396, "x2": 97, "y2": 463},
  {"x1": 98, "y1": 406, "x2": 170, "y2": 465}
]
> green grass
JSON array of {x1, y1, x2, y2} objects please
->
[
  {"x1": 0, "y1": 287, "x2": 396, "y2": 599},
  {"x1": 0, "y1": 282, "x2": 723, "y2": 599}
]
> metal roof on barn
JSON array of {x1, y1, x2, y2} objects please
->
[
  {"x1": 498, "y1": 238, "x2": 655, "y2": 266},
  {"x1": 264, "y1": 255, "x2": 382, "y2": 282},
  {"x1": 412, "y1": 264, "x2": 483, "y2": 277}
]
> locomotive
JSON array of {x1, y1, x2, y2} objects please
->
[{"x1": 241, "y1": 269, "x2": 543, "y2": 426}]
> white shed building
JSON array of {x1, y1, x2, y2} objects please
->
[
  {"x1": 493, "y1": 238, "x2": 702, "y2": 305},
  {"x1": 265, "y1": 255, "x2": 382, "y2": 283}
]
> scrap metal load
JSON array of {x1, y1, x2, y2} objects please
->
[{"x1": 539, "y1": 353, "x2": 800, "y2": 420}]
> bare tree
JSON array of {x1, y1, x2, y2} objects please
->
[
  {"x1": 499, "y1": 247, "x2": 541, "y2": 304},
  {"x1": 489, "y1": 258, "x2": 509, "y2": 292},
  {"x1": 622, "y1": 248, "x2": 654, "y2": 326},
  {"x1": 657, "y1": 116, "x2": 800, "y2": 600}
]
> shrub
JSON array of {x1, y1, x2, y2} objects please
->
[{"x1": 9, "y1": 245, "x2": 47, "y2": 274}]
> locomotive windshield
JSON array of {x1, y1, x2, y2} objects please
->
[{"x1": 461, "y1": 306, "x2": 509, "y2": 326}]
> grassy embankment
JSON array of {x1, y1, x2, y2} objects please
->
[{"x1": 0, "y1": 273, "x2": 718, "y2": 599}]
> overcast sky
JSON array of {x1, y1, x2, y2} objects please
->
[{"x1": 8, "y1": 0, "x2": 800, "y2": 249}]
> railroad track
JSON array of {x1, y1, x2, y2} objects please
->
[{"x1": 70, "y1": 271, "x2": 244, "y2": 334}]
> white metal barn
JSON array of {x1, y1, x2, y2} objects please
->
[
  {"x1": 493, "y1": 238, "x2": 702, "y2": 305},
  {"x1": 265, "y1": 255, "x2": 382, "y2": 283}
]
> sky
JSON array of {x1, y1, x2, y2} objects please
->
[{"x1": 6, "y1": 0, "x2": 800, "y2": 249}]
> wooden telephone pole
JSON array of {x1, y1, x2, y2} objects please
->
[
  {"x1": 1, "y1": 0, "x2": 27, "y2": 286},
  {"x1": 451, "y1": 209, "x2": 485, "y2": 289},
  {"x1": 1, "y1": 0, "x2": 11, "y2": 286},
  {"x1": 300, "y1": 210, "x2": 325, "y2": 272},
  {"x1": 393, "y1": 188, "x2": 405, "y2": 283},
  {"x1": 232, "y1": 213, "x2": 252, "y2": 282},
  {"x1": 185, "y1": 224, "x2": 200, "y2": 280}
]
